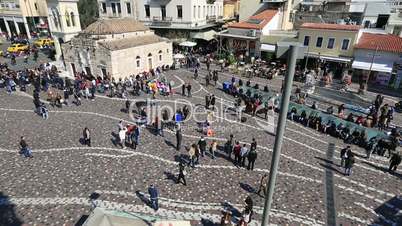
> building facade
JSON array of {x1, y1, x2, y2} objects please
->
[
  {"x1": 299, "y1": 23, "x2": 360, "y2": 63},
  {"x1": 223, "y1": 0, "x2": 239, "y2": 20},
  {"x1": 217, "y1": 10, "x2": 281, "y2": 59},
  {"x1": 98, "y1": 0, "x2": 138, "y2": 19},
  {"x1": 352, "y1": 32, "x2": 402, "y2": 89},
  {"x1": 0, "y1": 0, "x2": 49, "y2": 38},
  {"x1": 47, "y1": 0, "x2": 82, "y2": 63},
  {"x1": 97, "y1": 0, "x2": 224, "y2": 41},
  {"x1": 62, "y1": 18, "x2": 173, "y2": 80}
]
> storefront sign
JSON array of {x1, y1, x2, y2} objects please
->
[{"x1": 375, "y1": 72, "x2": 391, "y2": 86}]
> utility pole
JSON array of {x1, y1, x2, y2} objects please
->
[{"x1": 261, "y1": 45, "x2": 299, "y2": 226}]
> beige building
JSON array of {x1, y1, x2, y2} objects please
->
[
  {"x1": 0, "y1": 0, "x2": 48, "y2": 38},
  {"x1": 223, "y1": 0, "x2": 239, "y2": 20},
  {"x1": 62, "y1": 18, "x2": 173, "y2": 80},
  {"x1": 298, "y1": 23, "x2": 360, "y2": 63}
]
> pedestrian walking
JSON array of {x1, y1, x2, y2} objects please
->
[
  {"x1": 257, "y1": 174, "x2": 268, "y2": 197},
  {"x1": 344, "y1": 151, "x2": 355, "y2": 176},
  {"x1": 389, "y1": 153, "x2": 401, "y2": 172},
  {"x1": 83, "y1": 127, "x2": 91, "y2": 146},
  {"x1": 225, "y1": 134, "x2": 234, "y2": 159},
  {"x1": 198, "y1": 136, "x2": 207, "y2": 157},
  {"x1": 240, "y1": 144, "x2": 249, "y2": 167},
  {"x1": 210, "y1": 140, "x2": 217, "y2": 159},
  {"x1": 177, "y1": 162, "x2": 187, "y2": 186},
  {"x1": 340, "y1": 146, "x2": 350, "y2": 167},
  {"x1": 233, "y1": 141, "x2": 241, "y2": 166},
  {"x1": 182, "y1": 84, "x2": 186, "y2": 96},
  {"x1": 40, "y1": 103, "x2": 49, "y2": 120},
  {"x1": 118, "y1": 127, "x2": 127, "y2": 149},
  {"x1": 176, "y1": 124, "x2": 182, "y2": 151},
  {"x1": 186, "y1": 83, "x2": 192, "y2": 97},
  {"x1": 210, "y1": 95, "x2": 216, "y2": 109},
  {"x1": 247, "y1": 148, "x2": 257, "y2": 170},
  {"x1": 19, "y1": 136, "x2": 33, "y2": 158},
  {"x1": 148, "y1": 184, "x2": 159, "y2": 211},
  {"x1": 188, "y1": 144, "x2": 196, "y2": 167},
  {"x1": 213, "y1": 70, "x2": 218, "y2": 86},
  {"x1": 205, "y1": 95, "x2": 210, "y2": 109},
  {"x1": 118, "y1": 120, "x2": 124, "y2": 131}
]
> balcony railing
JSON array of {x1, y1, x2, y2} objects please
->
[
  {"x1": 152, "y1": 16, "x2": 173, "y2": 26},
  {"x1": 207, "y1": 15, "x2": 216, "y2": 22}
]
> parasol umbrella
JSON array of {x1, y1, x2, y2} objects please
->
[{"x1": 174, "y1": 53, "x2": 185, "y2": 59}]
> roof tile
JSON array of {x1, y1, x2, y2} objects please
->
[
  {"x1": 301, "y1": 23, "x2": 361, "y2": 31},
  {"x1": 228, "y1": 10, "x2": 277, "y2": 30},
  {"x1": 355, "y1": 32, "x2": 402, "y2": 53}
]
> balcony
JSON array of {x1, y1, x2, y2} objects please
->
[
  {"x1": 152, "y1": 16, "x2": 173, "y2": 26},
  {"x1": 207, "y1": 15, "x2": 216, "y2": 22}
]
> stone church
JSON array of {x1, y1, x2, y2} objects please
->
[{"x1": 62, "y1": 18, "x2": 173, "y2": 80}]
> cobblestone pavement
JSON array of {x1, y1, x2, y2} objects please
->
[{"x1": 0, "y1": 67, "x2": 401, "y2": 226}]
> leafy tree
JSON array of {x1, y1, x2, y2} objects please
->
[{"x1": 78, "y1": 0, "x2": 99, "y2": 28}]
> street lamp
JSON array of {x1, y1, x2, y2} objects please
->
[
  {"x1": 261, "y1": 43, "x2": 305, "y2": 226},
  {"x1": 359, "y1": 43, "x2": 380, "y2": 95}
]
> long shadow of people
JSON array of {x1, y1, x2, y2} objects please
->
[
  {"x1": 163, "y1": 171, "x2": 177, "y2": 184},
  {"x1": 221, "y1": 201, "x2": 241, "y2": 218},
  {"x1": 361, "y1": 161, "x2": 402, "y2": 180},
  {"x1": 0, "y1": 192, "x2": 24, "y2": 226},
  {"x1": 239, "y1": 182, "x2": 255, "y2": 193}
]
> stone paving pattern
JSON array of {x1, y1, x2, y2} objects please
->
[{"x1": 0, "y1": 66, "x2": 401, "y2": 226}]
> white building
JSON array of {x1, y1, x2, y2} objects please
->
[
  {"x1": 98, "y1": 0, "x2": 138, "y2": 19},
  {"x1": 47, "y1": 0, "x2": 82, "y2": 63},
  {"x1": 62, "y1": 18, "x2": 173, "y2": 80},
  {"x1": 98, "y1": 0, "x2": 224, "y2": 41}
]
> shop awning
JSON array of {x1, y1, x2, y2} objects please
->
[
  {"x1": 306, "y1": 53, "x2": 352, "y2": 63},
  {"x1": 190, "y1": 30, "x2": 217, "y2": 41},
  {"x1": 261, "y1": 44, "x2": 276, "y2": 52},
  {"x1": 352, "y1": 60, "x2": 393, "y2": 73}
]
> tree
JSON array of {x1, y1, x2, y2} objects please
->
[{"x1": 78, "y1": 0, "x2": 99, "y2": 28}]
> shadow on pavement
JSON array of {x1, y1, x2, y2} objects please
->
[{"x1": 0, "y1": 192, "x2": 24, "y2": 226}]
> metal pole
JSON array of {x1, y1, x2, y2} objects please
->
[
  {"x1": 261, "y1": 45, "x2": 299, "y2": 226},
  {"x1": 304, "y1": 45, "x2": 309, "y2": 72},
  {"x1": 364, "y1": 45, "x2": 378, "y2": 91}
]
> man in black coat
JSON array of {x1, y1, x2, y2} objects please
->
[{"x1": 198, "y1": 136, "x2": 207, "y2": 157}]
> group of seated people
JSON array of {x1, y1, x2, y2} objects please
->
[{"x1": 288, "y1": 107, "x2": 401, "y2": 158}]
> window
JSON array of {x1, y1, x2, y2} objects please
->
[
  {"x1": 289, "y1": 12, "x2": 294, "y2": 22},
  {"x1": 158, "y1": 50, "x2": 162, "y2": 61},
  {"x1": 145, "y1": 5, "x2": 150, "y2": 17},
  {"x1": 161, "y1": 5, "x2": 166, "y2": 19},
  {"x1": 316, "y1": 37, "x2": 323, "y2": 48},
  {"x1": 111, "y1": 3, "x2": 116, "y2": 14},
  {"x1": 116, "y1": 3, "x2": 121, "y2": 14},
  {"x1": 303, "y1": 36, "x2": 310, "y2": 46},
  {"x1": 126, "y1": 2, "x2": 131, "y2": 14},
  {"x1": 341, "y1": 39, "x2": 350, "y2": 50},
  {"x1": 34, "y1": 3, "x2": 38, "y2": 11},
  {"x1": 136, "y1": 56, "x2": 141, "y2": 68},
  {"x1": 101, "y1": 3, "x2": 106, "y2": 13},
  {"x1": 177, "y1": 5, "x2": 182, "y2": 18},
  {"x1": 193, "y1": 6, "x2": 196, "y2": 18},
  {"x1": 327, "y1": 38, "x2": 335, "y2": 49},
  {"x1": 203, "y1": 6, "x2": 205, "y2": 18},
  {"x1": 65, "y1": 11, "x2": 70, "y2": 27},
  {"x1": 198, "y1": 6, "x2": 200, "y2": 18},
  {"x1": 70, "y1": 12, "x2": 75, "y2": 26},
  {"x1": 167, "y1": 49, "x2": 169, "y2": 53}
]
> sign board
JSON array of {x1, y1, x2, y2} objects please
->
[{"x1": 276, "y1": 42, "x2": 307, "y2": 59}]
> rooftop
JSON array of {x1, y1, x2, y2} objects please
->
[
  {"x1": 99, "y1": 34, "x2": 167, "y2": 50},
  {"x1": 354, "y1": 32, "x2": 402, "y2": 53},
  {"x1": 83, "y1": 18, "x2": 149, "y2": 35},
  {"x1": 228, "y1": 10, "x2": 277, "y2": 30},
  {"x1": 300, "y1": 23, "x2": 361, "y2": 31}
]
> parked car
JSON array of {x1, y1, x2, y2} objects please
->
[
  {"x1": 7, "y1": 43, "x2": 29, "y2": 53},
  {"x1": 33, "y1": 38, "x2": 54, "y2": 48}
]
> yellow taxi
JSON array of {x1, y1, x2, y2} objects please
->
[
  {"x1": 7, "y1": 43, "x2": 29, "y2": 53},
  {"x1": 33, "y1": 38, "x2": 54, "y2": 48}
]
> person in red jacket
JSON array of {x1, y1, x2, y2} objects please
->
[{"x1": 233, "y1": 141, "x2": 242, "y2": 166}]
